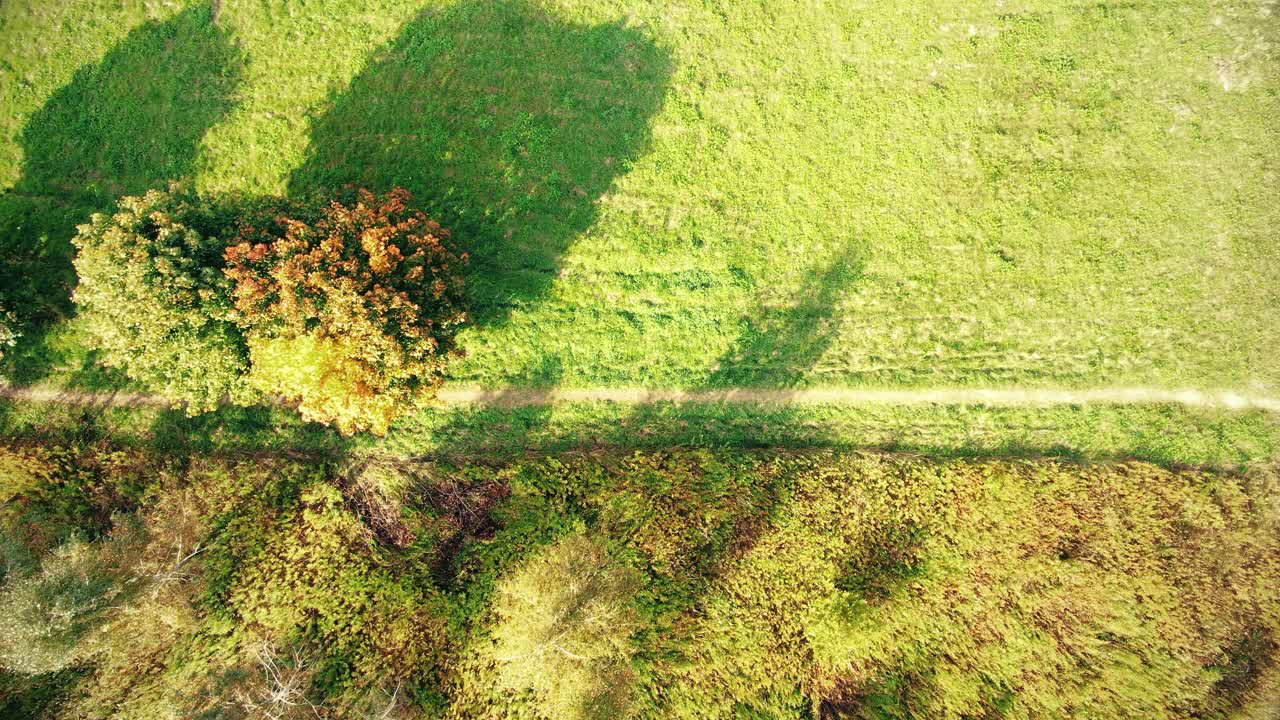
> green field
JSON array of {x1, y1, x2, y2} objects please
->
[{"x1": 2, "y1": 0, "x2": 1278, "y2": 396}]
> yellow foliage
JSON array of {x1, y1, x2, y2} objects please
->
[{"x1": 247, "y1": 332, "x2": 408, "y2": 436}]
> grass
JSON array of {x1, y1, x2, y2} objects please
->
[
  {"x1": 0, "y1": 0, "x2": 1278, "y2": 459},
  {"x1": 4, "y1": 394, "x2": 1280, "y2": 471}
]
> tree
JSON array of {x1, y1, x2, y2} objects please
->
[
  {"x1": 71, "y1": 186, "x2": 250, "y2": 412},
  {"x1": 224, "y1": 188, "x2": 467, "y2": 435},
  {"x1": 491, "y1": 532, "x2": 642, "y2": 720},
  {"x1": 0, "y1": 525, "x2": 143, "y2": 675}
]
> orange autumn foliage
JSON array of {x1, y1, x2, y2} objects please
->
[{"x1": 224, "y1": 188, "x2": 467, "y2": 435}]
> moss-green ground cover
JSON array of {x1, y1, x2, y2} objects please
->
[
  {"x1": 2, "y1": 0, "x2": 1277, "y2": 402},
  {"x1": 2, "y1": 443, "x2": 1278, "y2": 718}
]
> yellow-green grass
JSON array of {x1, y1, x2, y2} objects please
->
[{"x1": 1, "y1": 0, "x2": 1277, "y2": 413}]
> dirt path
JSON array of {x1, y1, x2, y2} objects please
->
[
  {"x1": 0, "y1": 386, "x2": 177, "y2": 408},
  {"x1": 3, "y1": 384, "x2": 1279, "y2": 413}
]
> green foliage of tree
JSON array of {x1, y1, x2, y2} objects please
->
[
  {"x1": 66, "y1": 184, "x2": 467, "y2": 436},
  {"x1": 71, "y1": 186, "x2": 251, "y2": 413},
  {"x1": 228, "y1": 483, "x2": 451, "y2": 700},
  {"x1": 0, "y1": 525, "x2": 142, "y2": 674},
  {"x1": 490, "y1": 530, "x2": 643, "y2": 720},
  {"x1": 225, "y1": 188, "x2": 468, "y2": 436}
]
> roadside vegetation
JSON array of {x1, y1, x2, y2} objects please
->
[{"x1": 2, "y1": 440, "x2": 1278, "y2": 719}]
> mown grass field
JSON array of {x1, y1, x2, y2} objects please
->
[{"x1": 2, "y1": 0, "x2": 1278, "y2": 401}]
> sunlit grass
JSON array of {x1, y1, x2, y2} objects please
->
[{"x1": 1, "y1": 0, "x2": 1277, "y2": 456}]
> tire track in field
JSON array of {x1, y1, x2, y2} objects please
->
[{"x1": 2, "y1": 384, "x2": 1279, "y2": 413}]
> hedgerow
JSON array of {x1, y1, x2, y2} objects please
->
[
  {"x1": 0, "y1": 442, "x2": 156, "y2": 571},
  {"x1": 656, "y1": 456, "x2": 1280, "y2": 720},
  {"x1": 0, "y1": 529, "x2": 142, "y2": 674},
  {"x1": 229, "y1": 483, "x2": 452, "y2": 700}
]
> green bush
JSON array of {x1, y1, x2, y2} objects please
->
[
  {"x1": 490, "y1": 530, "x2": 643, "y2": 720},
  {"x1": 658, "y1": 456, "x2": 1280, "y2": 720},
  {"x1": 224, "y1": 188, "x2": 468, "y2": 435},
  {"x1": 0, "y1": 526, "x2": 142, "y2": 674},
  {"x1": 71, "y1": 185, "x2": 250, "y2": 413},
  {"x1": 228, "y1": 483, "x2": 451, "y2": 703},
  {"x1": 0, "y1": 442, "x2": 153, "y2": 560},
  {"x1": 0, "y1": 304, "x2": 17, "y2": 375}
]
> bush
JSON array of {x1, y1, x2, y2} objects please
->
[
  {"x1": 0, "y1": 525, "x2": 142, "y2": 674},
  {"x1": 228, "y1": 484, "x2": 451, "y2": 701},
  {"x1": 0, "y1": 442, "x2": 153, "y2": 564},
  {"x1": 659, "y1": 456, "x2": 1280, "y2": 720},
  {"x1": 225, "y1": 188, "x2": 467, "y2": 435},
  {"x1": 71, "y1": 186, "x2": 250, "y2": 412},
  {"x1": 490, "y1": 531, "x2": 642, "y2": 720},
  {"x1": 0, "y1": 305, "x2": 18, "y2": 375}
]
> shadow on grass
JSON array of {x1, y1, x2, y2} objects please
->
[
  {"x1": 289, "y1": 0, "x2": 672, "y2": 330},
  {"x1": 381, "y1": 251, "x2": 1276, "y2": 472},
  {"x1": 1, "y1": 320, "x2": 127, "y2": 389},
  {"x1": 389, "y1": 356, "x2": 565, "y2": 461},
  {"x1": 384, "y1": 400, "x2": 1278, "y2": 469},
  {"x1": 147, "y1": 404, "x2": 352, "y2": 458},
  {"x1": 385, "y1": 243, "x2": 867, "y2": 458},
  {"x1": 0, "y1": 3, "x2": 243, "y2": 377},
  {"x1": 704, "y1": 248, "x2": 863, "y2": 389}
]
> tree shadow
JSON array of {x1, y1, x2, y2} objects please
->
[
  {"x1": 600, "y1": 248, "x2": 866, "y2": 615},
  {"x1": 288, "y1": 0, "x2": 672, "y2": 330},
  {"x1": 0, "y1": 3, "x2": 243, "y2": 361},
  {"x1": 615, "y1": 244, "x2": 865, "y2": 450},
  {"x1": 386, "y1": 355, "x2": 565, "y2": 460},
  {"x1": 704, "y1": 249, "x2": 864, "y2": 389}
]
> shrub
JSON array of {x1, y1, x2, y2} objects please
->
[
  {"x1": 0, "y1": 305, "x2": 17, "y2": 374},
  {"x1": 0, "y1": 442, "x2": 153, "y2": 561},
  {"x1": 490, "y1": 531, "x2": 642, "y2": 720},
  {"x1": 228, "y1": 484, "x2": 451, "y2": 700},
  {"x1": 29, "y1": 457, "x2": 308, "y2": 720},
  {"x1": 0, "y1": 524, "x2": 143, "y2": 674},
  {"x1": 71, "y1": 186, "x2": 250, "y2": 412},
  {"x1": 659, "y1": 456, "x2": 1280, "y2": 720},
  {"x1": 225, "y1": 188, "x2": 467, "y2": 435}
]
